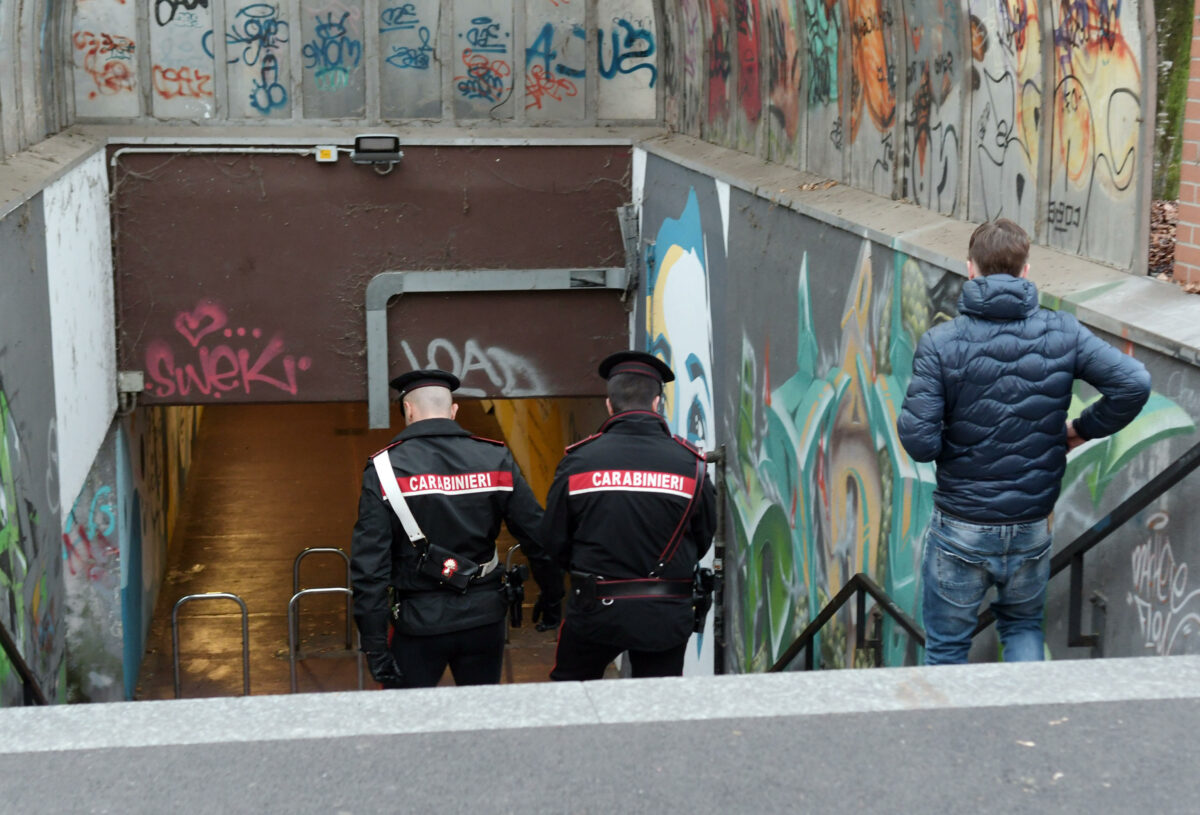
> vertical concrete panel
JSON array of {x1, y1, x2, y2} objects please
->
[
  {"x1": 966, "y1": 0, "x2": 1041, "y2": 231},
  {"x1": 846, "y1": 0, "x2": 898, "y2": 197},
  {"x1": 71, "y1": 0, "x2": 140, "y2": 117},
  {"x1": 19, "y1": 0, "x2": 43, "y2": 145},
  {"x1": 597, "y1": 0, "x2": 658, "y2": 120},
  {"x1": 452, "y1": 0, "x2": 515, "y2": 119},
  {"x1": 524, "y1": 0, "x2": 587, "y2": 121},
  {"x1": 802, "y1": 0, "x2": 845, "y2": 179},
  {"x1": 44, "y1": 152, "x2": 117, "y2": 524},
  {"x1": 62, "y1": 428, "x2": 122, "y2": 703},
  {"x1": 899, "y1": 0, "x2": 963, "y2": 215},
  {"x1": 378, "y1": 0, "x2": 441, "y2": 118},
  {"x1": 764, "y1": 0, "x2": 802, "y2": 165},
  {"x1": 676, "y1": 0, "x2": 706, "y2": 136},
  {"x1": 223, "y1": 0, "x2": 293, "y2": 118},
  {"x1": 704, "y1": 0, "x2": 734, "y2": 143},
  {"x1": 300, "y1": 0, "x2": 366, "y2": 117},
  {"x1": 731, "y1": 0, "x2": 764, "y2": 150},
  {"x1": 149, "y1": 0, "x2": 217, "y2": 119},
  {"x1": 0, "y1": 0, "x2": 19, "y2": 156},
  {"x1": 0, "y1": 198, "x2": 66, "y2": 705},
  {"x1": 1046, "y1": 0, "x2": 1145, "y2": 268}
]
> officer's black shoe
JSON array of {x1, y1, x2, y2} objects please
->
[
  {"x1": 363, "y1": 650, "x2": 404, "y2": 688},
  {"x1": 532, "y1": 597, "x2": 562, "y2": 631}
]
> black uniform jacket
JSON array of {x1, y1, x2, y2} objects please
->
[
  {"x1": 351, "y1": 418, "x2": 561, "y2": 647},
  {"x1": 542, "y1": 410, "x2": 716, "y2": 651}
]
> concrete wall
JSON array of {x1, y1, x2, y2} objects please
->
[
  {"x1": 660, "y1": 0, "x2": 1155, "y2": 272},
  {"x1": 636, "y1": 140, "x2": 1200, "y2": 672},
  {"x1": 68, "y1": 0, "x2": 660, "y2": 125},
  {"x1": 0, "y1": 0, "x2": 72, "y2": 159}
]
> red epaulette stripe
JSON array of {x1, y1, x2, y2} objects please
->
[
  {"x1": 672, "y1": 435, "x2": 704, "y2": 459},
  {"x1": 470, "y1": 435, "x2": 507, "y2": 447},
  {"x1": 565, "y1": 432, "x2": 602, "y2": 454},
  {"x1": 368, "y1": 439, "x2": 405, "y2": 460}
]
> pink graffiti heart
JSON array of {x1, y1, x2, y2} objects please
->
[{"x1": 174, "y1": 301, "x2": 228, "y2": 348}]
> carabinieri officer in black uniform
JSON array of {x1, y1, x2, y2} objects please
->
[
  {"x1": 543, "y1": 351, "x2": 716, "y2": 680},
  {"x1": 350, "y1": 369, "x2": 562, "y2": 688}
]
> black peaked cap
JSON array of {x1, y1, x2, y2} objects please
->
[
  {"x1": 389, "y1": 369, "x2": 461, "y2": 397},
  {"x1": 598, "y1": 350, "x2": 674, "y2": 384}
]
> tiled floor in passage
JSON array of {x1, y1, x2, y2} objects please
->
[{"x1": 134, "y1": 401, "x2": 589, "y2": 700}]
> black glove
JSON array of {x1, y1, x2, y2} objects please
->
[
  {"x1": 531, "y1": 596, "x2": 562, "y2": 631},
  {"x1": 363, "y1": 650, "x2": 404, "y2": 689}
]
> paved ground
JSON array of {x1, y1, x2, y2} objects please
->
[{"x1": 3, "y1": 657, "x2": 1199, "y2": 813}]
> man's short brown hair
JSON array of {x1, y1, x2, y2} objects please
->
[{"x1": 968, "y1": 218, "x2": 1030, "y2": 277}]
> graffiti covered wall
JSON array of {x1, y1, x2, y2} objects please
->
[
  {"x1": 71, "y1": 0, "x2": 660, "y2": 124},
  {"x1": 658, "y1": 0, "x2": 1152, "y2": 270},
  {"x1": 640, "y1": 152, "x2": 1200, "y2": 673}
]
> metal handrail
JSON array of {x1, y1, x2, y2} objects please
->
[
  {"x1": 288, "y1": 587, "x2": 364, "y2": 693},
  {"x1": 767, "y1": 573, "x2": 925, "y2": 672},
  {"x1": 974, "y1": 438, "x2": 1200, "y2": 645},
  {"x1": 293, "y1": 547, "x2": 354, "y2": 649},
  {"x1": 767, "y1": 439, "x2": 1200, "y2": 671},
  {"x1": 0, "y1": 618, "x2": 48, "y2": 705},
  {"x1": 172, "y1": 592, "x2": 250, "y2": 698}
]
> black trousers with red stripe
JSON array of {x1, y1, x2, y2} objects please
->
[{"x1": 550, "y1": 615, "x2": 688, "y2": 681}]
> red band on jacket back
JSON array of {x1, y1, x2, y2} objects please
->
[
  {"x1": 567, "y1": 470, "x2": 695, "y2": 499},
  {"x1": 399, "y1": 471, "x2": 514, "y2": 495}
]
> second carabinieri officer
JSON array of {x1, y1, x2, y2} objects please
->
[
  {"x1": 350, "y1": 369, "x2": 563, "y2": 688},
  {"x1": 542, "y1": 351, "x2": 716, "y2": 680}
]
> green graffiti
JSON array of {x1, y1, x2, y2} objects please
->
[
  {"x1": 728, "y1": 247, "x2": 938, "y2": 671},
  {"x1": 0, "y1": 389, "x2": 27, "y2": 690}
]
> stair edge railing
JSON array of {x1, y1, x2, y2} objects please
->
[
  {"x1": 766, "y1": 573, "x2": 925, "y2": 672},
  {"x1": 0, "y1": 618, "x2": 48, "y2": 705}
]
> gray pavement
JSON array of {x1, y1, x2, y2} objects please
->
[{"x1": 3, "y1": 656, "x2": 1200, "y2": 813}]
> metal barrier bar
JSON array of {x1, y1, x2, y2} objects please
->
[
  {"x1": 707, "y1": 447, "x2": 727, "y2": 675},
  {"x1": 0, "y1": 618, "x2": 48, "y2": 705},
  {"x1": 288, "y1": 587, "x2": 364, "y2": 693},
  {"x1": 293, "y1": 547, "x2": 354, "y2": 649},
  {"x1": 172, "y1": 592, "x2": 250, "y2": 699}
]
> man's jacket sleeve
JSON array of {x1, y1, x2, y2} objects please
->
[
  {"x1": 1072, "y1": 320, "x2": 1152, "y2": 440},
  {"x1": 501, "y1": 456, "x2": 564, "y2": 604},
  {"x1": 897, "y1": 331, "x2": 946, "y2": 462},
  {"x1": 350, "y1": 465, "x2": 392, "y2": 651}
]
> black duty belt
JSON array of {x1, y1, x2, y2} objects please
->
[{"x1": 571, "y1": 573, "x2": 692, "y2": 602}]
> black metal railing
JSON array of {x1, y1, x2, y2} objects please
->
[
  {"x1": 0, "y1": 619, "x2": 48, "y2": 705},
  {"x1": 766, "y1": 438, "x2": 1200, "y2": 672},
  {"x1": 767, "y1": 573, "x2": 925, "y2": 672}
]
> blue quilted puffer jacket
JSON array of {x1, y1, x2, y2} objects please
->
[{"x1": 898, "y1": 273, "x2": 1150, "y2": 523}]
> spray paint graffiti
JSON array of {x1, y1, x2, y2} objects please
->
[
  {"x1": 525, "y1": 22, "x2": 585, "y2": 111},
  {"x1": 803, "y1": 0, "x2": 844, "y2": 172},
  {"x1": 384, "y1": 3, "x2": 435, "y2": 70},
  {"x1": 968, "y1": 0, "x2": 1042, "y2": 229},
  {"x1": 1127, "y1": 512, "x2": 1200, "y2": 655},
  {"x1": 707, "y1": 0, "x2": 733, "y2": 127},
  {"x1": 73, "y1": 31, "x2": 136, "y2": 99},
  {"x1": 206, "y1": 2, "x2": 291, "y2": 114},
  {"x1": 765, "y1": 0, "x2": 801, "y2": 161},
  {"x1": 155, "y1": 0, "x2": 210, "y2": 27},
  {"x1": 598, "y1": 18, "x2": 658, "y2": 87},
  {"x1": 645, "y1": 189, "x2": 716, "y2": 451},
  {"x1": 303, "y1": 10, "x2": 362, "y2": 91},
  {"x1": 455, "y1": 16, "x2": 512, "y2": 103},
  {"x1": 901, "y1": 0, "x2": 962, "y2": 215},
  {"x1": 678, "y1": 0, "x2": 706, "y2": 133},
  {"x1": 152, "y1": 65, "x2": 213, "y2": 98},
  {"x1": 734, "y1": 0, "x2": 762, "y2": 129},
  {"x1": 399, "y1": 338, "x2": 548, "y2": 398},
  {"x1": 847, "y1": 0, "x2": 897, "y2": 194},
  {"x1": 1047, "y1": 0, "x2": 1142, "y2": 264},
  {"x1": 144, "y1": 300, "x2": 313, "y2": 399}
]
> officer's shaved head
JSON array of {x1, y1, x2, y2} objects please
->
[
  {"x1": 403, "y1": 386, "x2": 455, "y2": 423},
  {"x1": 607, "y1": 373, "x2": 661, "y2": 414}
]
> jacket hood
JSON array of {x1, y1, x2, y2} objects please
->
[{"x1": 958, "y1": 274, "x2": 1039, "y2": 321}]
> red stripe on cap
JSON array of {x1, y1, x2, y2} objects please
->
[{"x1": 611, "y1": 361, "x2": 662, "y2": 380}]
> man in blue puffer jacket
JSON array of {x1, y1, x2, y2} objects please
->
[{"x1": 898, "y1": 218, "x2": 1150, "y2": 665}]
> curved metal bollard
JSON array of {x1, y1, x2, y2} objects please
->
[
  {"x1": 172, "y1": 592, "x2": 251, "y2": 699},
  {"x1": 288, "y1": 587, "x2": 364, "y2": 693},
  {"x1": 292, "y1": 547, "x2": 354, "y2": 649}
]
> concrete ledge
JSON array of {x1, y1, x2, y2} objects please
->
[
  {"x1": 637, "y1": 134, "x2": 1200, "y2": 364},
  {"x1": 2, "y1": 655, "x2": 1197, "y2": 755},
  {"x1": 0, "y1": 131, "x2": 105, "y2": 220}
]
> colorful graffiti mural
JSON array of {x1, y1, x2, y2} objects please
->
[{"x1": 765, "y1": 0, "x2": 802, "y2": 164}]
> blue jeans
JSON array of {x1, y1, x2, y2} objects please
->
[{"x1": 921, "y1": 509, "x2": 1052, "y2": 665}]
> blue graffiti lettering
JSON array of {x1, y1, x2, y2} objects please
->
[
  {"x1": 386, "y1": 25, "x2": 434, "y2": 69},
  {"x1": 216, "y1": 3, "x2": 290, "y2": 66},
  {"x1": 463, "y1": 16, "x2": 506, "y2": 54},
  {"x1": 598, "y1": 19, "x2": 656, "y2": 87},
  {"x1": 250, "y1": 52, "x2": 288, "y2": 112},
  {"x1": 380, "y1": 3, "x2": 419, "y2": 32},
  {"x1": 303, "y1": 11, "x2": 362, "y2": 90},
  {"x1": 526, "y1": 22, "x2": 585, "y2": 79}
]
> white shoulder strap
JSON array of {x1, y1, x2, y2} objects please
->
[{"x1": 372, "y1": 450, "x2": 426, "y2": 544}]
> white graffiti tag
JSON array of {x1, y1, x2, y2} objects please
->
[
  {"x1": 1126, "y1": 512, "x2": 1200, "y2": 655},
  {"x1": 399, "y1": 338, "x2": 547, "y2": 398}
]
